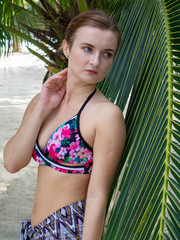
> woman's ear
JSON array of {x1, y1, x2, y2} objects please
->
[{"x1": 63, "y1": 40, "x2": 70, "y2": 58}]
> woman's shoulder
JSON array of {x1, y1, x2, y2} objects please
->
[
  {"x1": 92, "y1": 90, "x2": 126, "y2": 152},
  {"x1": 94, "y1": 90, "x2": 124, "y2": 123},
  {"x1": 90, "y1": 90, "x2": 126, "y2": 139}
]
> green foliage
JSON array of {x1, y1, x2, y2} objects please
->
[
  {"x1": 100, "y1": 0, "x2": 180, "y2": 239},
  {"x1": 77, "y1": 0, "x2": 88, "y2": 12},
  {"x1": 1, "y1": 0, "x2": 79, "y2": 69}
]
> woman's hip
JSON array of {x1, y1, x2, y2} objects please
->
[{"x1": 20, "y1": 200, "x2": 86, "y2": 240}]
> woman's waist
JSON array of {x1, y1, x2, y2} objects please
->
[
  {"x1": 36, "y1": 164, "x2": 90, "y2": 190},
  {"x1": 31, "y1": 194, "x2": 87, "y2": 227},
  {"x1": 31, "y1": 165, "x2": 89, "y2": 227},
  {"x1": 33, "y1": 179, "x2": 88, "y2": 206}
]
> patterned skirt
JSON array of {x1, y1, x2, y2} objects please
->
[{"x1": 20, "y1": 200, "x2": 86, "y2": 240}]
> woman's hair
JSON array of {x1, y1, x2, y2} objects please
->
[{"x1": 64, "y1": 10, "x2": 121, "y2": 50}]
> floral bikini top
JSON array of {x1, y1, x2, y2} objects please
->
[{"x1": 32, "y1": 89, "x2": 96, "y2": 174}]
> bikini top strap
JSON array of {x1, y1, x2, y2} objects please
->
[{"x1": 78, "y1": 88, "x2": 96, "y2": 115}]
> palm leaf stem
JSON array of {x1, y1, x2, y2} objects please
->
[
  {"x1": 39, "y1": 0, "x2": 58, "y2": 22},
  {"x1": 27, "y1": 46, "x2": 53, "y2": 66},
  {"x1": 159, "y1": 1, "x2": 174, "y2": 238}
]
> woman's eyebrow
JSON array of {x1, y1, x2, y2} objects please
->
[
  {"x1": 80, "y1": 42, "x2": 115, "y2": 52},
  {"x1": 80, "y1": 42, "x2": 94, "y2": 47}
]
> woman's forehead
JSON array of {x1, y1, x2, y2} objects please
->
[{"x1": 73, "y1": 26, "x2": 118, "y2": 48}]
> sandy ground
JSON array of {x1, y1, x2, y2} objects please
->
[{"x1": 0, "y1": 52, "x2": 47, "y2": 239}]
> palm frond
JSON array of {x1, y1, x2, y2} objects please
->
[
  {"x1": 100, "y1": 0, "x2": 180, "y2": 239},
  {"x1": 0, "y1": 0, "x2": 77, "y2": 69}
]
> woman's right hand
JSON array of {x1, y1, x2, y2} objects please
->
[{"x1": 39, "y1": 68, "x2": 67, "y2": 111}]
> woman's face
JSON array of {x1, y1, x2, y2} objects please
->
[{"x1": 63, "y1": 26, "x2": 118, "y2": 85}]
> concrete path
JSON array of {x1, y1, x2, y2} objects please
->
[{"x1": 0, "y1": 52, "x2": 46, "y2": 239}]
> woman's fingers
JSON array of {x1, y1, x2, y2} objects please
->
[
  {"x1": 47, "y1": 74, "x2": 67, "y2": 84},
  {"x1": 34, "y1": 69, "x2": 68, "y2": 106},
  {"x1": 45, "y1": 68, "x2": 68, "y2": 89},
  {"x1": 50, "y1": 68, "x2": 68, "y2": 81},
  {"x1": 58, "y1": 84, "x2": 66, "y2": 99},
  {"x1": 51, "y1": 75, "x2": 67, "y2": 85},
  {"x1": 55, "y1": 68, "x2": 68, "y2": 76},
  {"x1": 40, "y1": 68, "x2": 67, "y2": 108},
  {"x1": 45, "y1": 81, "x2": 65, "y2": 92}
]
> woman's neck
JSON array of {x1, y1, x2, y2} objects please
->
[{"x1": 63, "y1": 80, "x2": 96, "y2": 105}]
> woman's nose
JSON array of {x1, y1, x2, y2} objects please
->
[{"x1": 90, "y1": 53, "x2": 100, "y2": 67}]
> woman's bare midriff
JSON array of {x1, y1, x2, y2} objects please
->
[{"x1": 31, "y1": 164, "x2": 90, "y2": 227}]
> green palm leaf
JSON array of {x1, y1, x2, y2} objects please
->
[{"x1": 100, "y1": 0, "x2": 180, "y2": 239}]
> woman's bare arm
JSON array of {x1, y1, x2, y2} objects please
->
[
  {"x1": 3, "y1": 68, "x2": 67, "y2": 173},
  {"x1": 82, "y1": 103, "x2": 126, "y2": 240}
]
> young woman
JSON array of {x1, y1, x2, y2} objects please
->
[{"x1": 3, "y1": 10, "x2": 126, "y2": 240}]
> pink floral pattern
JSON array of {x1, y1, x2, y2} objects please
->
[{"x1": 32, "y1": 115, "x2": 93, "y2": 174}]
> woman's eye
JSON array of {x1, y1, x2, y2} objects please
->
[
  {"x1": 104, "y1": 52, "x2": 112, "y2": 57},
  {"x1": 84, "y1": 47, "x2": 92, "y2": 52}
]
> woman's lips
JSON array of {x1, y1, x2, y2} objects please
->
[{"x1": 86, "y1": 69, "x2": 98, "y2": 75}]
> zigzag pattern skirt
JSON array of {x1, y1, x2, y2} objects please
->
[{"x1": 20, "y1": 200, "x2": 86, "y2": 240}]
